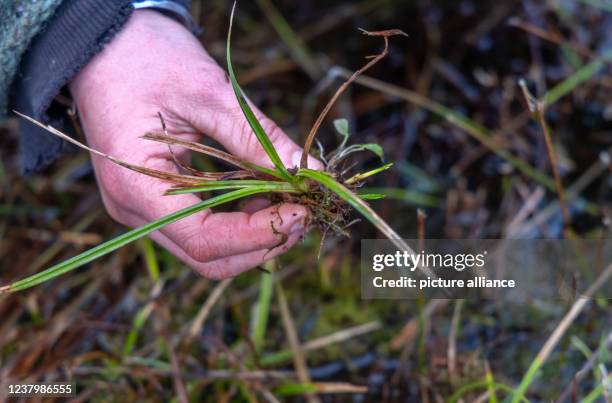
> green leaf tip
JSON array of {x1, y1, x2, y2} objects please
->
[
  {"x1": 345, "y1": 162, "x2": 392, "y2": 185},
  {"x1": 357, "y1": 143, "x2": 384, "y2": 160},
  {"x1": 333, "y1": 118, "x2": 350, "y2": 150},
  {"x1": 333, "y1": 118, "x2": 349, "y2": 135},
  {"x1": 226, "y1": 1, "x2": 292, "y2": 180},
  {"x1": 359, "y1": 193, "x2": 386, "y2": 200}
]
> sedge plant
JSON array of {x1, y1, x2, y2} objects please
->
[{"x1": 0, "y1": 4, "x2": 426, "y2": 294}]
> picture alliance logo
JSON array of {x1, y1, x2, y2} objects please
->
[{"x1": 372, "y1": 250, "x2": 488, "y2": 272}]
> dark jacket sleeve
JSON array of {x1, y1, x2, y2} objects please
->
[{"x1": 11, "y1": 0, "x2": 192, "y2": 175}]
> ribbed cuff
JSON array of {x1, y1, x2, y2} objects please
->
[{"x1": 12, "y1": 0, "x2": 135, "y2": 174}]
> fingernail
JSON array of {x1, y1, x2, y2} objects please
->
[
  {"x1": 291, "y1": 151, "x2": 302, "y2": 168},
  {"x1": 289, "y1": 221, "x2": 304, "y2": 234},
  {"x1": 288, "y1": 212, "x2": 306, "y2": 234}
]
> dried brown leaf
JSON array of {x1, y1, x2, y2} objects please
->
[
  {"x1": 143, "y1": 132, "x2": 254, "y2": 171},
  {"x1": 14, "y1": 112, "x2": 228, "y2": 187}
]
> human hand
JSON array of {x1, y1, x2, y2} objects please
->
[{"x1": 69, "y1": 10, "x2": 322, "y2": 279}]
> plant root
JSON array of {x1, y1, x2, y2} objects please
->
[{"x1": 262, "y1": 215, "x2": 291, "y2": 261}]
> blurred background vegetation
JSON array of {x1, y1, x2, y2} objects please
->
[{"x1": 1, "y1": 0, "x2": 611, "y2": 401}]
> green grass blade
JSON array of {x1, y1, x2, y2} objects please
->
[
  {"x1": 448, "y1": 380, "x2": 528, "y2": 403},
  {"x1": 345, "y1": 163, "x2": 393, "y2": 185},
  {"x1": 485, "y1": 364, "x2": 499, "y2": 403},
  {"x1": 166, "y1": 180, "x2": 294, "y2": 195},
  {"x1": 577, "y1": 0, "x2": 612, "y2": 12},
  {"x1": 0, "y1": 185, "x2": 296, "y2": 294},
  {"x1": 341, "y1": 143, "x2": 385, "y2": 161},
  {"x1": 298, "y1": 169, "x2": 402, "y2": 242},
  {"x1": 544, "y1": 57, "x2": 607, "y2": 105},
  {"x1": 273, "y1": 382, "x2": 318, "y2": 396},
  {"x1": 226, "y1": 2, "x2": 292, "y2": 180},
  {"x1": 139, "y1": 238, "x2": 160, "y2": 282},
  {"x1": 122, "y1": 288, "x2": 159, "y2": 356},
  {"x1": 570, "y1": 335, "x2": 593, "y2": 359},
  {"x1": 123, "y1": 243, "x2": 163, "y2": 356},
  {"x1": 242, "y1": 162, "x2": 288, "y2": 180},
  {"x1": 362, "y1": 187, "x2": 439, "y2": 207},
  {"x1": 582, "y1": 374, "x2": 612, "y2": 403},
  {"x1": 250, "y1": 260, "x2": 275, "y2": 354},
  {"x1": 357, "y1": 193, "x2": 386, "y2": 200}
]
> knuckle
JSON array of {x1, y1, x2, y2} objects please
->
[
  {"x1": 263, "y1": 121, "x2": 284, "y2": 144},
  {"x1": 183, "y1": 237, "x2": 211, "y2": 263},
  {"x1": 181, "y1": 225, "x2": 223, "y2": 263},
  {"x1": 185, "y1": 78, "x2": 217, "y2": 104},
  {"x1": 238, "y1": 118, "x2": 264, "y2": 153},
  {"x1": 237, "y1": 117, "x2": 289, "y2": 164}
]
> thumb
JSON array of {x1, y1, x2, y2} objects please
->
[{"x1": 186, "y1": 77, "x2": 324, "y2": 170}]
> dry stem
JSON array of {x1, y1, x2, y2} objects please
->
[
  {"x1": 300, "y1": 29, "x2": 407, "y2": 169},
  {"x1": 518, "y1": 81, "x2": 571, "y2": 230}
]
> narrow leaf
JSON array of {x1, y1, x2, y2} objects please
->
[
  {"x1": 251, "y1": 260, "x2": 275, "y2": 354},
  {"x1": 343, "y1": 143, "x2": 384, "y2": 161},
  {"x1": 0, "y1": 185, "x2": 294, "y2": 293},
  {"x1": 143, "y1": 132, "x2": 283, "y2": 179},
  {"x1": 166, "y1": 180, "x2": 296, "y2": 195},
  {"x1": 15, "y1": 112, "x2": 233, "y2": 185},
  {"x1": 274, "y1": 383, "x2": 318, "y2": 396},
  {"x1": 362, "y1": 187, "x2": 439, "y2": 207},
  {"x1": 297, "y1": 169, "x2": 435, "y2": 278},
  {"x1": 358, "y1": 193, "x2": 386, "y2": 200},
  {"x1": 226, "y1": 2, "x2": 291, "y2": 180},
  {"x1": 345, "y1": 163, "x2": 393, "y2": 185},
  {"x1": 298, "y1": 169, "x2": 392, "y2": 237},
  {"x1": 544, "y1": 57, "x2": 606, "y2": 105}
]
